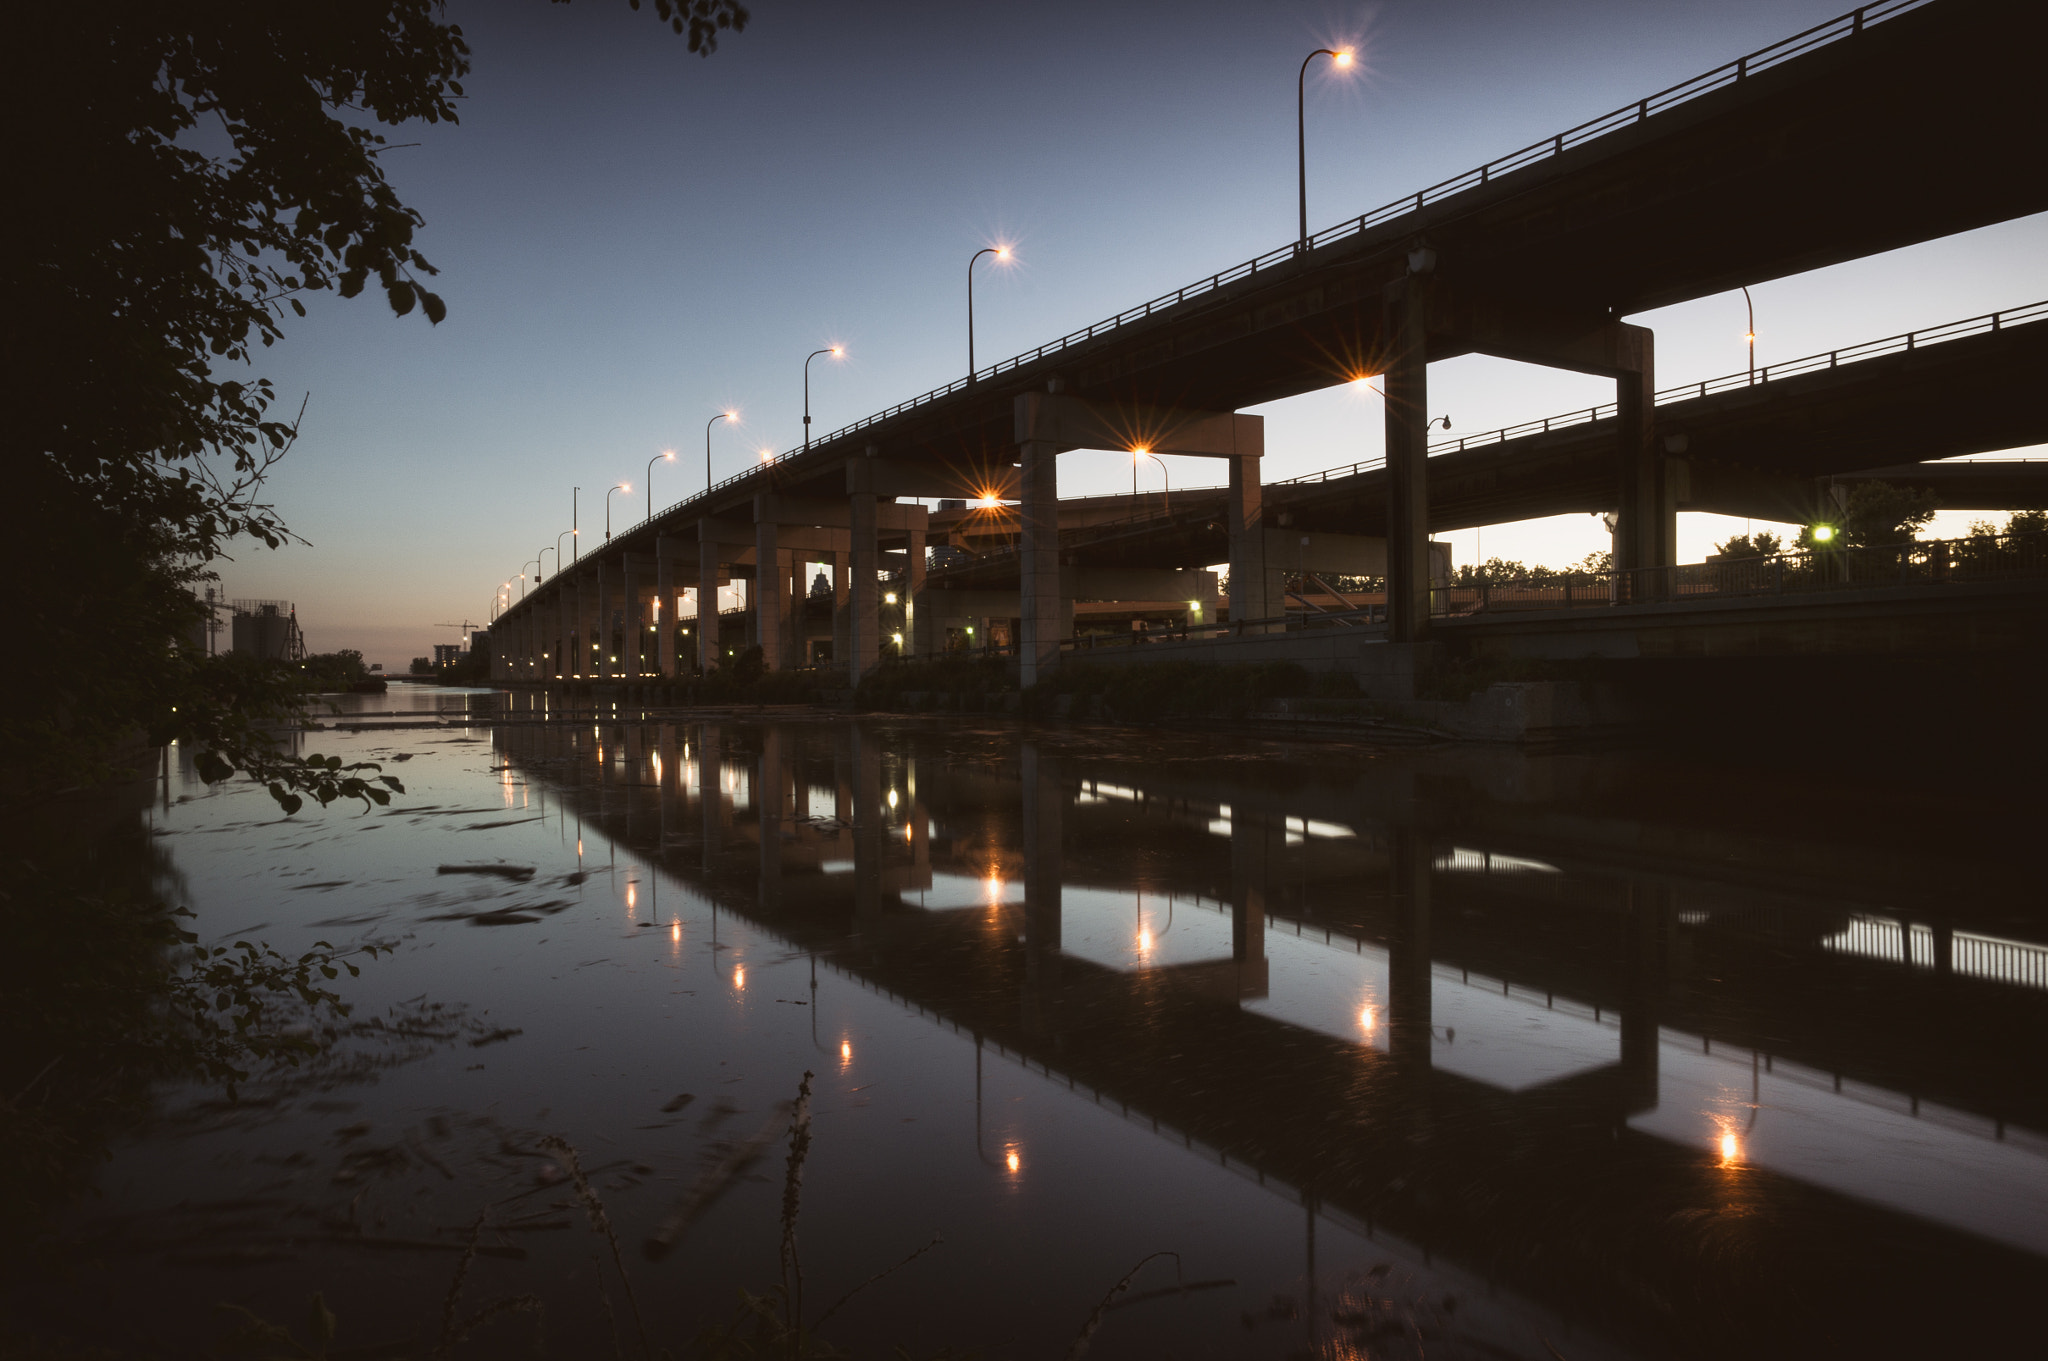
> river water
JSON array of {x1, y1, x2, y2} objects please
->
[{"x1": 14, "y1": 689, "x2": 2048, "y2": 1358}]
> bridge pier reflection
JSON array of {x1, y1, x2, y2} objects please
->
[{"x1": 1020, "y1": 743, "x2": 1064, "y2": 1031}]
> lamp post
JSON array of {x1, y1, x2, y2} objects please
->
[
  {"x1": 1742, "y1": 285, "x2": 1757, "y2": 385},
  {"x1": 706, "y1": 410, "x2": 735, "y2": 494},
  {"x1": 647, "y1": 450, "x2": 675, "y2": 521},
  {"x1": 804, "y1": 346, "x2": 843, "y2": 451},
  {"x1": 556, "y1": 530, "x2": 573, "y2": 575},
  {"x1": 1298, "y1": 47, "x2": 1355, "y2": 250},
  {"x1": 571, "y1": 487, "x2": 580, "y2": 563},
  {"x1": 606, "y1": 482, "x2": 629, "y2": 541},
  {"x1": 967, "y1": 246, "x2": 1009, "y2": 380},
  {"x1": 1134, "y1": 449, "x2": 1171, "y2": 514},
  {"x1": 539, "y1": 545, "x2": 557, "y2": 587},
  {"x1": 520, "y1": 560, "x2": 540, "y2": 600}
]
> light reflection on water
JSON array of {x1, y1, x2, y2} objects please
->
[{"x1": 34, "y1": 712, "x2": 2048, "y2": 1359}]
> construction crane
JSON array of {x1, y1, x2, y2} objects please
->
[{"x1": 435, "y1": 620, "x2": 485, "y2": 636}]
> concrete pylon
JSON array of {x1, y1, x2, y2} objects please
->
[
  {"x1": 1227, "y1": 453, "x2": 1273, "y2": 630},
  {"x1": 847, "y1": 454, "x2": 882, "y2": 678},
  {"x1": 697, "y1": 522, "x2": 720, "y2": 675},
  {"x1": 655, "y1": 543, "x2": 677, "y2": 678},
  {"x1": 1610, "y1": 325, "x2": 1666, "y2": 595},
  {"x1": 1017, "y1": 437, "x2": 1062, "y2": 685},
  {"x1": 1384, "y1": 274, "x2": 1432, "y2": 643},
  {"x1": 754, "y1": 508, "x2": 785, "y2": 671}
]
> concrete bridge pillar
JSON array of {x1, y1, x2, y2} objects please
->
[
  {"x1": 623, "y1": 551, "x2": 642, "y2": 676},
  {"x1": 753, "y1": 506, "x2": 786, "y2": 672},
  {"x1": 697, "y1": 522, "x2": 721, "y2": 675},
  {"x1": 1018, "y1": 437, "x2": 1062, "y2": 686},
  {"x1": 596, "y1": 557, "x2": 614, "y2": 678},
  {"x1": 848, "y1": 453, "x2": 882, "y2": 678},
  {"x1": 555, "y1": 581, "x2": 569, "y2": 679},
  {"x1": 906, "y1": 525, "x2": 926, "y2": 660},
  {"x1": 1227, "y1": 453, "x2": 1275, "y2": 630},
  {"x1": 831, "y1": 551, "x2": 850, "y2": 668},
  {"x1": 655, "y1": 543, "x2": 677, "y2": 677},
  {"x1": 1384, "y1": 275, "x2": 1433, "y2": 643},
  {"x1": 1610, "y1": 326, "x2": 1670, "y2": 592}
]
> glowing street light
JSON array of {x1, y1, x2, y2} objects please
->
[
  {"x1": 967, "y1": 245, "x2": 1010, "y2": 380},
  {"x1": 1298, "y1": 47, "x2": 1356, "y2": 250},
  {"x1": 1811, "y1": 523, "x2": 1836, "y2": 543},
  {"x1": 803, "y1": 346, "x2": 844, "y2": 452},
  {"x1": 556, "y1": 529, "x2": 574, "y2": 575},
  {"x1": 606, "y1": 481, "x2": 630, "y2": 541},
  {"x1": 705, "y1": 410, "x2": 737, "y2": 495},
  {"x1": 571, "y1": 486, "x2": 581, "y2": 563},
  {"x1": 646, "y1": 450, "x2": 675, "y2": 521}
]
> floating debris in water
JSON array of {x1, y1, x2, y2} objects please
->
[{"x1": 436, "y1": 863, "x2": 536, "y2": 880}]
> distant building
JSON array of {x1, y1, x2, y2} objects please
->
[
  {"x1": 230, "y1": 599, "x2": 303, "y2": 661},
  {"x1": 432, "y1": 644, "x2": 464, "y2": 667}
]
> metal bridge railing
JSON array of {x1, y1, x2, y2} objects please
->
[
  {"x1": 635, "y1": 0, "x2": 1933, "y2": 537},
  {"x1": 1278, "y1": 298, "x2": 2048, "y2": 487}
]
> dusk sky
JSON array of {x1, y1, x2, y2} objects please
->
[{"x1": 220, "y1": 0, "x2": 2048, "y2": 668}]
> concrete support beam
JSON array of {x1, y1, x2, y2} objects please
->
[
  {"x1": 1611, "y1": 325, "x2": 1669, "y2": 589},
  {"x1": 1018, "y1": 436, "x2": 1062, "y2": 684},
  {"x1": 623, "y1": 551, "x2": 642, "y2": 676},
  {"x1": 1384, "y1": 275, "x2": 1432, "y2": 643},
  {"x1": 1014, "y1": 392, "x2": 1263, "y2": 460},
  {"x1": 1021, "y1": 742, "x2": 1062, "y2": 1021},
  {"x1": 754, "y1": 508, "x2": 785, "y2": 671},
  {"x1": 848, "y1": 455, "x2": 882, "y2": 678},
  {"x1": 697, "y1": 521, "x2": 721, "y2": 674},
  {"x1": 596, "y1": 559, "x2": 613, "y2": 678},
  {"x1": 832, "y1": 552, "x2": 850, "y2": 667},
  {"x1": 655, "y1": 544, "x2": 677, "y2": 678},
  {"x1": 906, "y1": 526, "x2": 926, "y2": 659},
  {"x1": 1228, "y1": 452, "x2": 1275, "y2": 629}
]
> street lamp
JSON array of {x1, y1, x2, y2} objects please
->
[
  {"x1": 556, "y1": 530, "x2": 573, "y2": 574},
  {"x1": 1298, "y1": 47, "x2": 1355, "y2": 250},
  {"x1": 706, "y1": 410, "x2": 736, "y2": 494},
  {"x1": 1742, "y1": 285, "x2": 1757, "y2": 385},
  {"x1": 606, "y1": 482, "x2": 630, "y2": 541},
  {"x1": 539, "y1": 545, "x2": 557, "y2": 583},
  {"x1": 571, "y1": 487, "x2": 581, "y2": 563},
  {"x1": 647, "y1": 450, "x2": 675, "y2": 521},
  {"x1": 967, "y1": 246, "x2": 1010, "y2": 380},
  {"x1": 804, "y1": 346, "x2": 843, "y2": 451},
  {"x1": 520, "y1": 559, "x2": 540, "y2": 600},
  {"x1": 1133, "y1": 448, "x2": 1171, "y2": 514}
]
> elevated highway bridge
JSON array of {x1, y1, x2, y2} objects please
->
[{"x1": 490, "y1": 0, "x2": 2048, "y2": 694}]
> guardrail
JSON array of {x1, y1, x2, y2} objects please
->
[
  {"x1": 1278, "y1": 298, "x2": 2048, "y2": 486},
  {"x1": 637, "y1": 0, "x2": 1932, "y2": 536}
]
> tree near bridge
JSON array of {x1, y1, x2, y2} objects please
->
[{"x1": 4, "y1": 1, "x2": 748, "y2": 803}]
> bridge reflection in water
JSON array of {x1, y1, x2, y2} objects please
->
[{"x1": 496, "y1": 717, "x2": 2048, "y2": 1357}]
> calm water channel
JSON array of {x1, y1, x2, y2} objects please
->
[{"x1": 16, "y1": 688, "x2": 2048, "y2": 1358}]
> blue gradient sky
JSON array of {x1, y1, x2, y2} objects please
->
[{"x1": 220, "y1": 0, "x2": 2048, "y2": 667}]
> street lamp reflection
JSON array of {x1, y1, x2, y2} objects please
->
[{"x1": 1004, "y1": 1144, "x2": 1021, "y2": 1175}]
